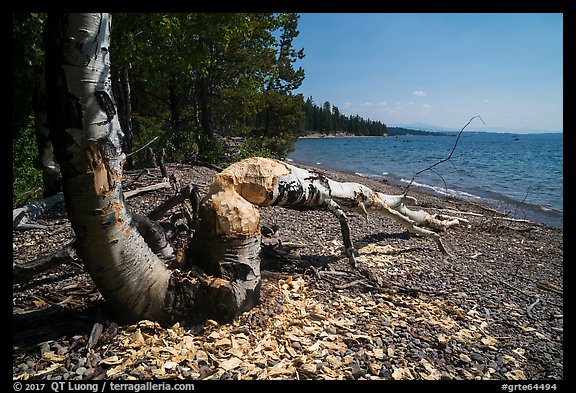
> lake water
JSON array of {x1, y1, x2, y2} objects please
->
[{"x1": 288, "y1": 132, "x2": 563, "y2": 228}]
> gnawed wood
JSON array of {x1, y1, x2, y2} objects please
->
[
  {"x1": 188, "y1": 157, "x2": 465, "y2": 316},
  {"x1": 162, "y1": 269, "x2": 259, "y2": 325},
  {"x1": 194, "y1": 158, "x2": 462, "y2": 267}
]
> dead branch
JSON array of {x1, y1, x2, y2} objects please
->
[
  {"x1": 482, "y1": 272, "x2": 535, "y2": 300},
  {"x1": 526, "y1": 298, "x2": 541, "y2": 319},
  {"x1": 439, "y1": 208, "x2": 484, "y2": 217},
  {"x1": 14, "y1": 223, "x2": 48, "y2": 231},
  {"x1": 190, "y1": 159, "x2": 223, "y2": 173},
  {"x1": 126, "y1": 135, "x2": 160, "y2": 157},
  {"x1": 13, "y1": 192, "x2": 64, "y2": 230},
  {"x1": 402, "y1": 115, "x2": 485, "y2": 195},
  {"x1": 536, "y1": 282, "x2": 563, "y2": 296},
  {"x1": 147, "y1": 184, "x2": 195, "y2": 221},
  {"x1": 124, "y1": 182, "x2": 171, "y2": 198},
  {"x1": 13, "y1": 241, "x2": 77, "y2": 284},
  {"x1": 132, "y1": 213, "x2": 174, "y2": 259},
  {"x1": 334, "y1": 279, "x2": 367, "y2": 290},
  {"x1": 124, "y1": 168, "x2": 150, "y2": 188},
  {"x1": 440, "y1": 207, "x2": 537, "y2": 226}
]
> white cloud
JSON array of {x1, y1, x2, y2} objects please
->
[
  {"x1": 421, "y1": 104, "x2": 432, "y2": 115},
  {"x1": 343, "y1": 101, "x2": 353, "y2": 109},
  {"x1": 413, "y1": 90, "x2": 427, "y2": 97},
  {"x1": 363, "y1": 102, "x2": 373, "y2": 107}
]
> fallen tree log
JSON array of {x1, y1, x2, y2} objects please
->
[
  {"x1": 13, "y1": 192, "x2": 64, "y2": 231},
  {"x1": 189, "y1": 157, "x2": 465, "y2": 311}
]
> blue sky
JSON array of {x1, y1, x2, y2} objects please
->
[{"x1": 292, "y1": 13, "x2": 563, "y2": 133}]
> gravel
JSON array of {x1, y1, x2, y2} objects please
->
[{"x1": 13, "y1": 161, "x2": 563, "y2": 380}]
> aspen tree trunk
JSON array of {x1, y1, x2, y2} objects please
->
[
  {"x1": 43, "y1": 13, "x2": 170, "y2": 322},
  {"x1": 43, "y1": 13, "x2": 246, "y2": 325},
  {"x1": 42, "y1": 14, "x2": 463, "y2": 326}
]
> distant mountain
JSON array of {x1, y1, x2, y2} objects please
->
[
  {"x1": 393, "y1": 122, "x2": 562, "y2": 134},
  {"x1": 386, "y1": 127, "x2": 448, "y2": 136},
  {"x1": 392, "y1": 122, "x2": 458, "y2": 133}
]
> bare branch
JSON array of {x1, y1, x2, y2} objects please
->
[
  {"x1": 127, "y1": 135, "x2": 160, "y2": 158},
  {"x1": 402, "y1": 115, "x2": 486, "y2": 195}
]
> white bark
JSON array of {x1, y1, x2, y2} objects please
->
[
  {"x1": 13, "y1": 192, "x2": 64, "y2": 230},
  {"x1": 196, "y1": 157, "x2": 464, "y2": 270},
  {"x1": 44, "y1": 13, "x2": 170, "y2": 322},
  {"x1": 45, "y1": 14, "x2": 252, "y2": 325}
]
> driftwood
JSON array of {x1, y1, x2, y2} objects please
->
[{"x1": 13, "y1": 192, "x2": 65, "y2": 231}]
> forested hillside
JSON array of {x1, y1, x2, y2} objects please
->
[{"x1": 300, "y1": 98, "x2": 388, "y2": 136}]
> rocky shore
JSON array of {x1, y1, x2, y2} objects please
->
[{"x1": 13, "y1": 161, "x2": 563, "y2": 381}]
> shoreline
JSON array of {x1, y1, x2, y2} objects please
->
[
  {"x1": 298, "y1": 132, "x2": 387, "y2": 139},
  {"x1": 287, "y1": 158, "x2": 563, "y2": 230}
]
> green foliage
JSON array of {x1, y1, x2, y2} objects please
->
[
  {"x1": 13, "y1": 13, "x2": 46, "y2": 140},
  {"x1": 197, "y1": 134, "x2": 227, "y2": 164},
  {"x1": 13, "y1": 117, "x2": 42, "y2": 208},
  {"x1": 110, "y1": 13, "x2": 306, "y2": 165},
  {"x1": 300, "y1": 97, "x2": 388, "y2": 136},
  {"x1": 13, "y1": 13, "x2": 308, "y2": 201},
  {"x1": 235, "y1": 137, "x2": 274, "y2": 160}
]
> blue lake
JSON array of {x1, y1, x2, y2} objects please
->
[{"x1": 288, "y1": 132, "x2": 563, "y2": 228}]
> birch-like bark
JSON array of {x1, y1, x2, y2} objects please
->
[
  {"x1": 44, "y1": 13, "x2": 252, "y2": 325},
  {"x1": 118, "y1": 67, "x2": 134, "y2": 169},
  {"x1": 43, "y1": 13, "x2": 171, "y2": 322},
  {"x1": 193, "y1": 157, "x2": 465, "y2": 274}
]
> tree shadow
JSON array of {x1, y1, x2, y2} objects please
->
[
  {"x1": 260, "y1": 230, "x2": 426, "y2": 275},
  {"x1": 12, "y1": 302, "x2": 104, "y2": 351},
  {"x1": 357, "y1": 231, "x2": 412, "y2": 244}
]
